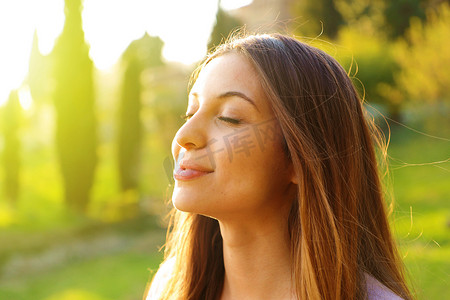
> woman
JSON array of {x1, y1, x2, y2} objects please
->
[{"x1": 146, "y1": 33, "x2": 413, "y2": 300}]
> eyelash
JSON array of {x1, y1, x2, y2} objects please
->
[
  {"x1": 180, "y1": 114, "x2": 192, "y2": 121},
  {"x1": 218, "y1": 116, "x2": 241, "y2": 125},
  {"x1": 180, "y1": 114, "x2": 241, "y2": 125}
]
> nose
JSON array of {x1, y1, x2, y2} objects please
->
[{"x1": 173, "y1": 114, "x2": 208, "y2": 151}]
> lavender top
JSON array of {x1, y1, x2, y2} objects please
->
[{"x1": 365, "y1": 273, "x2": 404, "y2": 300}]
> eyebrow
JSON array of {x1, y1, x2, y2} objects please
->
[{"x1": 190, "y1": 91, "x2": 259, "y2": 112}]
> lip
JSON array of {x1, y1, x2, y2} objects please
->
[{"x1": 173, "y1": 160, "x2": 214, "y2": 181}]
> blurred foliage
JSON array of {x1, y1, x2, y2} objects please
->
[
  {"x1": 297, "y1": 0, "x2": 450, "y2": 121},
  {"x1": 0, "y1": 90, "x2": 22, "y2": 206},
  {"x1": 393, "y1": 2, "x2": 450, "y2": 104},
  {"x1": 208, "y1": 3, "x2": 242, "y2": 51},
  {"x1": 51, "y1": 0, "x2": 97, "y2": 214},
  {"x1": 333, "y1": 0, "x2": 385, "y2": 36},
  {"x1": 117, "y1": 33, "x2": 163, "y2": 198},
  {"x1": 308, "y1": 0, "x2": 428, "y2": 40},
  {"x1": 384, "y1": 0, "x2": 425, "y2": 39},
  {"x1": 292, "y1": 0, "x2": 344, "y2": 38}
]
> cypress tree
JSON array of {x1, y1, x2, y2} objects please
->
[
  {"x1": 208, "y1": 3, "x2": 242, "y2": 51},
  {"x1": 117, "y1": 34, "x2": 163, "y2": 194},
  {"x1": 51, "y1": 0, "x2": 97, "y2": 214},
  {"x1": 0, "y1": 90, "x2": 22, "y2": 206}
]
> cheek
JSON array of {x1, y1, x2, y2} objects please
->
[
  {"x1": 215, "y1": 133, "x2": 286, "y2": 190},
  {"x1": 215, "y1": 125, "x2": 285, "y2": 170}
]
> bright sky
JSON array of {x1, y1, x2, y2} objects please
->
[{"x1": 0, "y1": 0, "x2": 252, "y2": 107}]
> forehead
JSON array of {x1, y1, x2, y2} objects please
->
[{"x1": 190, "y1": 53, "x2": 266, "y2": 103}]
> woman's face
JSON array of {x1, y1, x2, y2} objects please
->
[{"x1": 171, "y1": 52, "x2": 295, "y2": 221}]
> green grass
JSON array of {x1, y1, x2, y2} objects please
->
[
  {"x1": 388, "y1": 125, "x2": 450, "y2": 299},
  {"x1": 0, "y1": 250, "x2": 164, "y2": 300}
]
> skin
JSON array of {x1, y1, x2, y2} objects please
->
[{"x1": 171, "y1": 52, "x2": 298, "y2": 299}]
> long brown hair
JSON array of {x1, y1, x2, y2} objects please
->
[{"x1": 153, "y1": 33, "x2": 412, "y2": 300}]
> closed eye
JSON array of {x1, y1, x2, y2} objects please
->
[
  {"x1": 218, "y1": 116, "x2": 241, "y2": 125},
  {"x1": 181, "y1": 114, "x2": 241, "y2": 125}
]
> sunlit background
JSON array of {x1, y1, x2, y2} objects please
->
[
  {"x1": 0, "y1": 0, "x2": 252, "y2": 106},
  {"x1": 0, "y1": 0, "x2": 448, "y2": 299}
]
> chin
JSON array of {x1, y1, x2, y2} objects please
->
[
  {"x1": 172, "y1": 199, "x2": 193, "y2": 213},
  {"x1": 172, "y1": 192, "x2": 219, "y2": 220},
  {"x1": 172, "y1": 189, "x2": 201, "y2": 213}
]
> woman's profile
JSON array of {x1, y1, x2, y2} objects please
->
[{"x1": 145, "y1": 33, "x2": 413, "y2": 300}]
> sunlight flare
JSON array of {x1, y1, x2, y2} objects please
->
[
  {"x1": 0, "y1": 0, "x2": 252, "y2": 102},
  {"x1": 18, "y1": 86, "x2": 33, "y2": 111}
]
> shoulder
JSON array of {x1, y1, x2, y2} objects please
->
[
  {"x1": 145, "y1": 257, "x2": 175, "y2": 300},
  {"x1": 365, "y1": 273, "x2": 404, "y2": 300}
]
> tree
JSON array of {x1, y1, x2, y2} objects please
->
[
  {"x1": 384, "y1": 0, "x2": 426, "y2": 39},
  {"x1": 0, "y1": 90, "x2": 22, "y2": 206},
  {"x1": 208, "y1": 3, "x2": 242, "y2": 51},
  {"x1": 292, "y1": 0, "x2": 344, "y2": 39},
  {"x1": 51, "y1": 0, "x2": 97, "y2": 214},
  {"x1": 117, "y1": 33, "x2": 163, "y2": 195},
  {"x1": 393, "y1": 3, "x2": 450, "y2": 104}
]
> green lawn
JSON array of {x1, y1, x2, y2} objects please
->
[
  {"x1": 0, "y1": 218, "x2": 167, "y2": 300},
  {"x1": 388, "y1": 125, "x2": 450, "y2": 299},
  {"x1": 0, "y1": 250, "x2": 164, "y2": 300}
]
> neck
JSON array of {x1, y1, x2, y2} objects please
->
[{"x1": 218, "y1": 211, "x2": 294, "y2": 300}]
